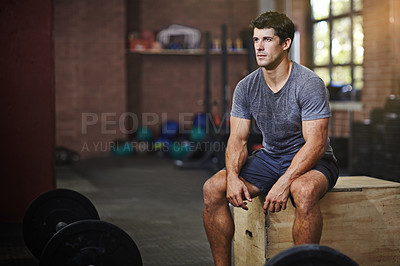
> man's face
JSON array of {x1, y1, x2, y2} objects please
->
[{"x1": 253, "y1": 28, "x2": 289, "y2": 69}]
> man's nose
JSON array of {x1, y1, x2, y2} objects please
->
[{"x1": 256, "y1": 42, "x2": 264, "y2": 51}]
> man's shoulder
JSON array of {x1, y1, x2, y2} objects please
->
[
  {"x1": 238, "y1": 67, "x2": 262, "y2": 86},
  {"x1": 292, "y1": 62, "x2": 322, "y2": 81},
  {"x1": 290, "y1": 62, "x2": 327, "y2": 93}
]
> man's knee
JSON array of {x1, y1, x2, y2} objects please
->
[
  {"x1": 290, "y1": 172, "x2": 327, "y2": 212},
  {"x1": 203, "y1": 170, "x2": 227, "y2": 204}
]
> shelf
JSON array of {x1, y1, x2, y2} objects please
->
[
  {"x1": 128, "y1": 48, "x2": 248, "y2": 55},
  {"x1": 330, "y1": 101, "x2": 362, "y2": 111}
]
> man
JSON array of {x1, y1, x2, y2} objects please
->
[{"x1": 203, "y1": 11, "x2": 339, "y2": 266}]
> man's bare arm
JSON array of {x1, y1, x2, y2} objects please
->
[
  {"x1": 284, "y1": 118, "x2": 328, "y2": 180},
  {"x1": 264, "y1": 117, "x2": 329, "y2": 212},
  {"x1": 225, "y1": 116, "x2": 252, "y2": 209}
]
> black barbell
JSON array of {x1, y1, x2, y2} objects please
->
[
  {"x1": 265, "y1": 244, "x2": 358, "y2": 266},
  {"x1": 23, "y1": 188, "x2": 142, "y2": 266}
]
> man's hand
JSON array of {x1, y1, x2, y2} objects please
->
[
  {"x1": 226, "y1": 175, "x2": 252, "y2": 210},
  {"x1": 263, "y1": 175, "x2": 291, "y2": 213}
]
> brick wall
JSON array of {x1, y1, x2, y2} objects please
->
[
  {"x1": 56, "y1": 0, "x2": 258, "y2": 158},
  {"x1": 54, "y1": 0, "x2": 126, "y2": 158},
  {"x1": 362, "y1": 0, "x2": 400, "y2": 118},
  {"x1": 136, "y1": 0, "x2": 258, "y2": 44},
  {"x1": 56, "y1": 0, "x2": 400, "y2": 157},
  {"x1": 290, "y1": 0, "x2": 313, "y2": 67}
]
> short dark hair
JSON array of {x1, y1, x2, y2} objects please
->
[{"x1": 250, "y1": 11, "x2": 295, "y2": 48}]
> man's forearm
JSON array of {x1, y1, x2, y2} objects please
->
[
  {"x1": 284, "y1": 140, "x2": 326, "y2": 183},
  {"x1": 284, "y1": 118, "x2": 329, "y2": 183},
  {"x1": 225, "y1": 137, "x2": 248, "y2": 180}
]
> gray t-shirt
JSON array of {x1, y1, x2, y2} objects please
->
[{"x1": 231, "y1": 62, "x2": 333, "y2": 156}]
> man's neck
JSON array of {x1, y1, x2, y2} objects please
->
[{"x1": 262, "y1": 57, "x2": 293, "y2": 93}]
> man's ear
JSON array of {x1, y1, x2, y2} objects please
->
[{"x1": 282, "y1": 38, "x2": 292, "y2": 51}]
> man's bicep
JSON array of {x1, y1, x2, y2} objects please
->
[
  {"x1": 229, "y1": 116, "x2": 251, "y2": 141},
  {"x1": 302, "y1": 118, "x2": 329, "y2": 143},
  {"x1": 299, "y1": 77, "x2": 330, "y2": 120}
]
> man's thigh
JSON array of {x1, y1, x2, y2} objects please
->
[
  {"x1": 312, "y1": 154, "x2": 339, "y2": 191},
  {"x1": 238, "y1": 176, "x2": 262, "y2": 199},
  {"x1": 213, "y1": 169, "x2": 262, "y2": 198},
  {"x1": 238, "y1": 149, "x2": 282, "y2": 195}
]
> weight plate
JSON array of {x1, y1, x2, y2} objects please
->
[
  {"x1": 40, "y1": 220, "x2": 142, "y2": 266},
  {"x1": 23, "y1": 189, "x2": 100, "y2": 259},
  {"x1": 265, "y1": 244, "x2": 358, "y2": 266}
]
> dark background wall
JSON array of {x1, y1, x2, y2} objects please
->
[{"x1": 0, "y1": 0, "x2": 55, "y2": 222}]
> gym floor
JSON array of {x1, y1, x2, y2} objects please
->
[{"x1": 0, "y1": 155, "x2": 215, "y2": 266}]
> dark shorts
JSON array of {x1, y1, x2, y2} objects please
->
[{"x1": 239, "y1": 149, "x2": 339, "y2": 196}]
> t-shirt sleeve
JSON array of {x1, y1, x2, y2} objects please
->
[
  {"x1": 300, "y1": 77, "x2": 331, "y2": 121},
  {"x1": 230, "y1": 81, "x2": 252, "y2": 120}
]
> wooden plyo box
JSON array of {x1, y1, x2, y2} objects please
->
[{"x1": 233, "y1": 176, "x2": 400, "y2": 266}]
